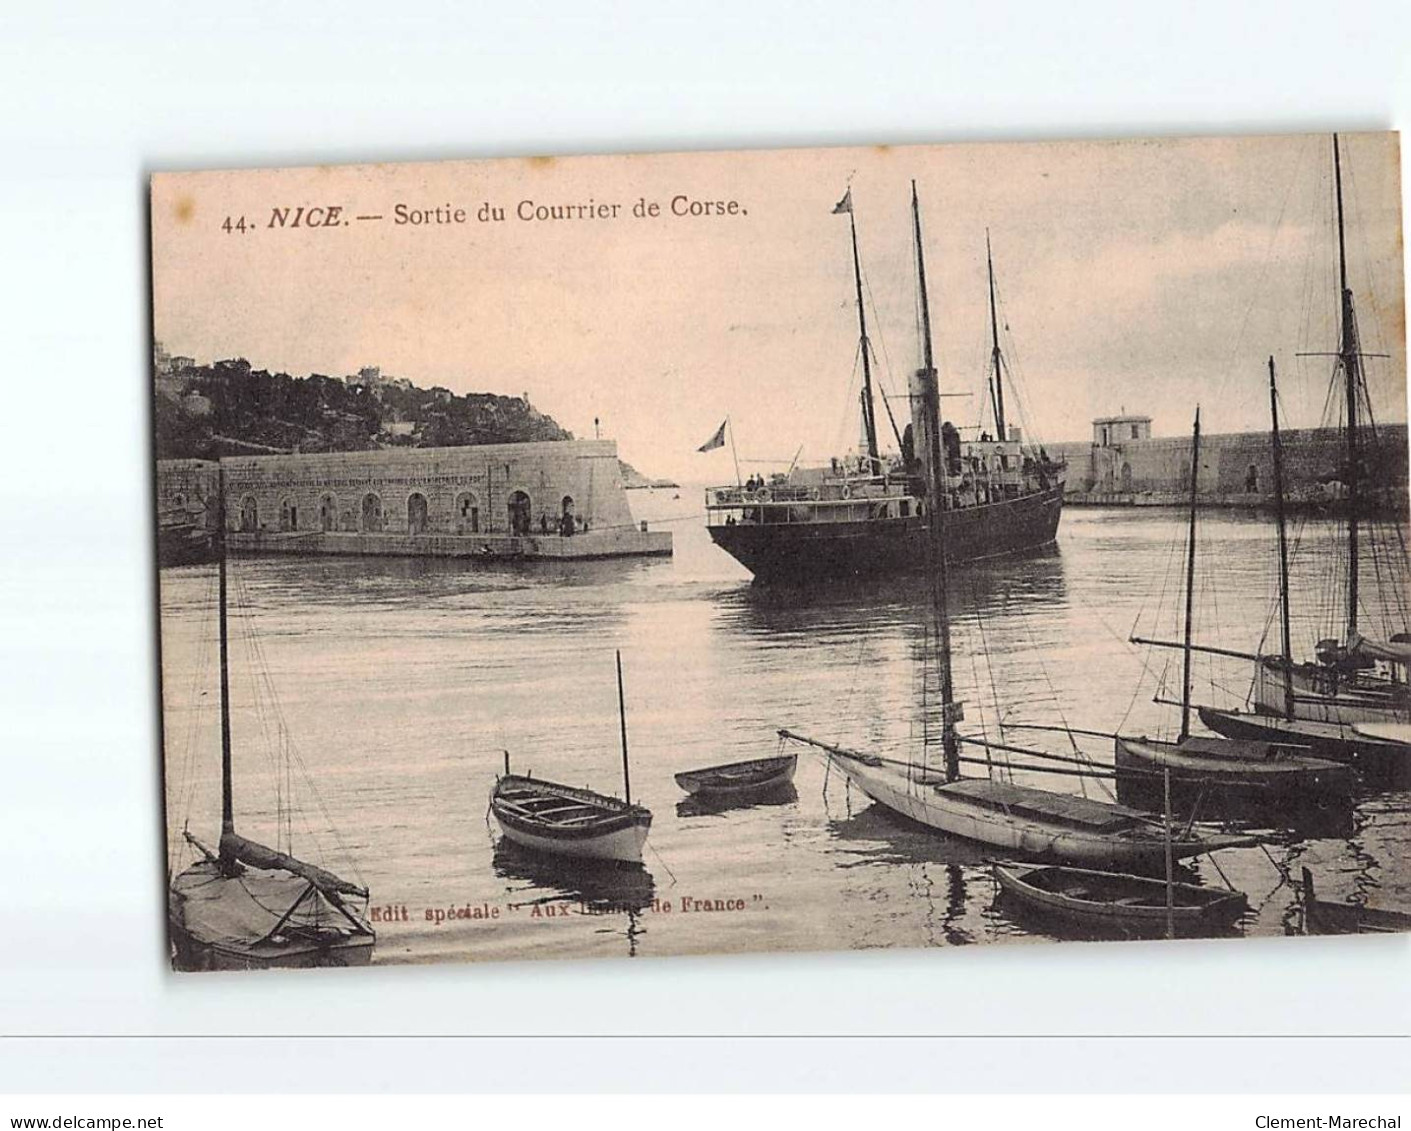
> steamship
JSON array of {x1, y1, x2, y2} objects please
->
[{"x1": 705, "y1": 189, "x2": 1064, "y2": 584}]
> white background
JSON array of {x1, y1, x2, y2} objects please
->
[{"x1": 1, "y1": 0, "x2": 1408, "y2": 1094}]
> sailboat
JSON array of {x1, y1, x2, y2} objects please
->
[
  {"x1": 779, "y1": 183, "x2": 1253, "y2": 872},
  {"x1": 167, "y1": 466, "x2": 375, "y2": 971},
  {"x1": 1167, "y1": 135, "x2": 1410, "y2": 731},
  {"x1": 489, "y1": 651, "x2": 653, "y2": 866},
  {"x1": 704, "y1": 189, "x2": 1065, "y2": 583},
  {"x1": 1191, "y1": 354, "x2": 1409, "y2": 773},
  {"x1": 1116, "y1": 404, "x2": 1354, "y2": 803},
  {"x1": 1254, "y1": 135, "x2": 1409, "y2": 723}
]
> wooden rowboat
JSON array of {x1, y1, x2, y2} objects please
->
[
  {"x1": 1114, "y1": 734, "x2": 1355, "y2": 799},
  {"x1": 993, "y1": 861, "x2": 1248, "y2": 937},
  {"x1": 1301, "y1": 868, "x2": 1411, "y2": 935},
  {"x1": 489, "y1": 651, "x2": 653, "y2": 867},
  {"x1": 674, "y1": 753, "x2": 797, "y2": 798},
  {"x1": 490, "y1": 775, "x2": 652, "y2": 866}
]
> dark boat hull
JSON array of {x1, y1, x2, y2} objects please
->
[
  {"x1": 708, "y1": 485, "x2": 1064, "y2": 583},
  {"x1": 1113, "y1": 735, "x2": 1355, "y2": 799},
  {"x1": 1198, "y1": 705, "x2": 1410, "y2": 780},
  {"x1": 168, "y1": 862, "x2": 376, "y2": 972},
  {"x1": 674, "y1": 753, "x2": 797, "y2": 798},
  {"x1": 993, "y1": 862, "x2": 1247, "y2": 938},
  {"x1": 169, "y1": 919, "x2": 376, "y2": 971}
]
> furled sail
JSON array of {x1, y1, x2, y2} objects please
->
[
  {"x1": 220, "y1": 831, "x2": 368, "y2": 898},
  {"x1": 1346, "y1": 633, "x2": 1411, "y2": 666}
]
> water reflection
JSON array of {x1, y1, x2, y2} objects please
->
[
  {"x1": 490, "y1": 840, "x2": 656, "y2": 956},
  {"x1": 676, "y1": 782, "x2": 799, "y2": 819},
  {"x1": 716, "y1": 544, "x2": 1068, "y2": 638},
  {"x1": 825, "y1": 803, "x2": 990, "y2": 869},
  {"x1": 1113, "y1": 774, "x2": 1358, "y2": 839}
]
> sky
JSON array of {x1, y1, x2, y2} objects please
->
[{"x1": 151, "y1": 132, "x2": 1405, "y2": 483}]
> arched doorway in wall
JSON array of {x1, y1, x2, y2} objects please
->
[
  {"x1": 407, "y1": 492, "x2": 429, "y2": 534},
  {"x1": 454, "y1": 491, "x2": 480, "y2": 534},
  {"x1": 1120, "y1": 462, "x2": 1133, "y2": 493},
  {"x1": 1246, "y1": 464, "x2": 1259, "y2": 493},
  {"x1": 239, "y1": 496, "x2": 259, "y2": 532},
  {"x1": 507, "y1": 490, "x2": 532, "y2": 535},
  {"x1": 318, "y1": 492, "x2": 338, "y2": 532},
  {"x1": 279, "y1": 497, "x2": 298, "y2": 532},
  {"x1": 361, "y1": 492, "x2": 384, "y2": 533},
  {"x1": 559, "y1": 495, "x2": 576, "y2": 535}
]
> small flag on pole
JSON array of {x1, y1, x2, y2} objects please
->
[
  {"x1": 697, "y1": 420, "x2": 728, "y2": 452},
  {"x1": 832, "y1": 188, "x2": 853, "y2": 215}
]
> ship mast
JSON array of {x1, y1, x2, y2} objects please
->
[
  {"x1": 987, "y1": 230, "x2": 1007, "y2": 443},
  {"x1": 616, "y1": 650, "x2": 632, "y2": 806},
  {"x1": 1334, "y1": 133, "x2": 1362, "y2": 639},
  {"x1": 215, "y1": 463, "x2": 238, "y2": 874},
  {"x1": 1180, "y1": 407, "x2": 1201, "y2": 743},
  {"x1": 847, "y1": 199, "x2": 881, "y2": 474},
  {"x1": 1270, "y1": 356, "x2": 1296, "y2": 721},
  {"x1": 912, "y1": 181, "x2": 959, "y2": 782}
]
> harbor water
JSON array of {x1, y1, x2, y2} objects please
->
[{"x1": 159, "y1": 495, "x2": 1411, "y2": 963}]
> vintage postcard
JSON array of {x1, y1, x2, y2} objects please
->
[{"x1": 151, "y1": 132, "x2": 1410, "y2": 971}]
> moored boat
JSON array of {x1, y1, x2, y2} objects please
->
[
  {"x1": 993, "y1": 861, "x2": 1247, "y2": 937},
  {"x1": 170, "y1": 833, "x2": 375, "y2": 971},
  {"x1": 785, "y1": 735, "x2": 1251, "y2": 871},
  {"x1": 1137, "y1": 136, "x2": 1410, "y2": 731},
  {"x1": 1123, "y1": 399, "x2": 1357, "y2": 806},
  {"x1": 490, "y1": 775, "x2": 652, "y2": 866},
  {"x1": 674, "y1": 753, "x2": 797, "y2": 799},
  {"x1": 1114, "y1": 735, "x2": 1354, "y2": 800},
  {"x1": 489, "y1": 651, "x2": 653, "y2": 867},
  {"x1": 167, "y1": 465, "x2": 375, "y2": 971},
  {"x1": 1198, "y1": 705, "x2": 1411, "y2": 773}
]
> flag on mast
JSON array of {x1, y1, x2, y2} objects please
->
[
  {"x1": 697, "y1": 420, "x2": 728, "y2": 452},
  {"x1": 832, "y1": 188, "x2": 853, "y2": 215}
]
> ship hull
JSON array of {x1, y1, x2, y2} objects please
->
[
  {"x1": 707, "y1": 485, "x2": 1063, "y2": 583},
  {"x1": 821, "y1": 748, "x2": 1239, "y2": 872},
  {"x1": 169, "y1": 921, "x2": 376, "y2": 971},
  {"x1": 1252, "y1": 658, "x2": 1411, "y2": 726}
]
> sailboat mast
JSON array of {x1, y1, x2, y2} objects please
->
[
  {"x1": 849, "y1": 207, "x2": 880, "y2": 473},
  {"x1": 987, "y1": 231, "x2": 1007, "y2": 442},
  {"x1": 1333, "y1": 134, "x2": 1363, "y2": 638},
  {"x1": 216, "y1": 463, "x2": 236, "y2": 871},
  {"x1": 1180, "y1": 408, "x2": 1201, "y2": 743},
  {"x1": 912, "y1": 181, "x2": 959, "y2": 782},
  {"x1": 1270, "y1": 356, "x2": 1296, "y2": 720},
  {"x1": 616, "y1": 650, "x2": 632, "y2": 806}
]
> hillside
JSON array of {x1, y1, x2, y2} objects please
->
[
  {"x1": 618, "y1": 461, "x2": 681, "y2": 489},
  {"x1": 153, "y1": 353, "x2": 574, "y2": 461}
]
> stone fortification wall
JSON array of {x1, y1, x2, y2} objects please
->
[
  {"x1": 157, "y1": 441, "x2": 637, "y2": 537},
  {"x1": 1045, "y1": 424, "x2": 1408, "y2": 509}
]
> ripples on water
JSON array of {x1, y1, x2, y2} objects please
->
[{"x1": 159, "y1": 498, "x2": 1411, "y2": 963}]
